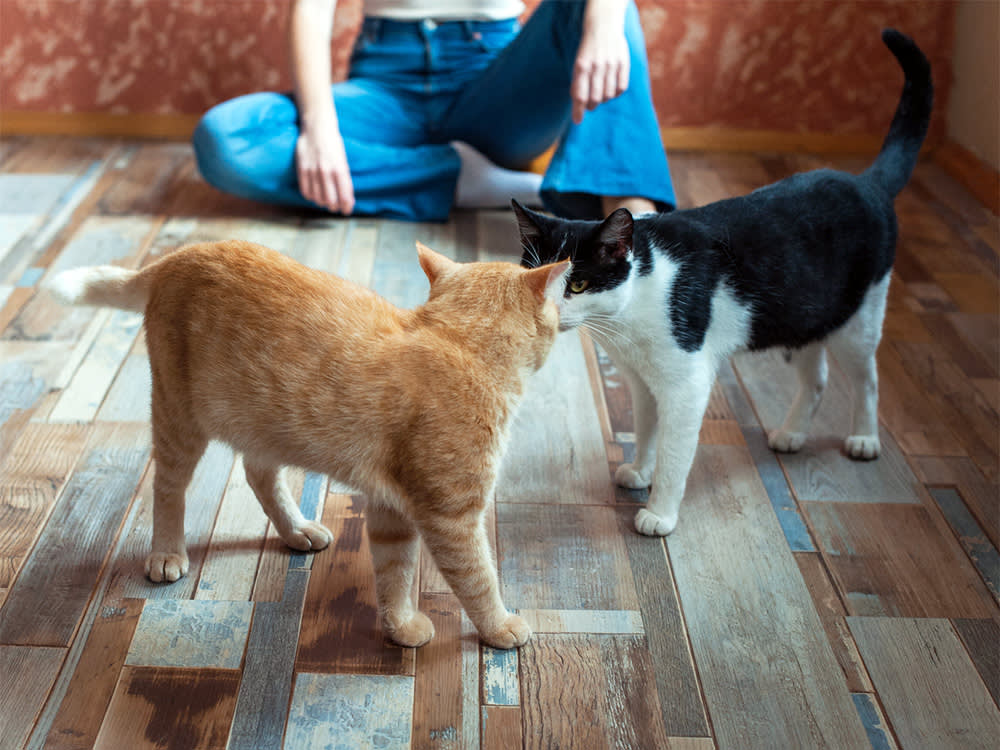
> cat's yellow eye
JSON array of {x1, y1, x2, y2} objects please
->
[{"x1": 569, "y1": 279, "x2": 590, "y2": 294}]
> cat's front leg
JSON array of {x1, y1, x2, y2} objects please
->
[
  {"x1": 614, "y1": 364, "x2": 658, "y2": 490},
  {"x1": 244, "y1": 461, "x2": 333, "y2": 552},
  {"x1": 416, "y1": 506, "x2": 530, "y2": 649},
  {"x1": 366, "y1": 503, "x2": 434, "y2": 647},
  {"x1": 635, "y1": 364, "x2": 715, "y2": 537}
]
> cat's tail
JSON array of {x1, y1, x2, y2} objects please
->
[
  {"x1": 45, "y1": 265, "x2": 150, "y2": 313},
  {"x1": 864, "y1": 29, "x2": 934, "y2": 197}
]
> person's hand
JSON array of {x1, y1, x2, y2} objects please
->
[
  {"x1": 571, "y1": 13, "x2": 630, "y2": 124},
  {"x1": 295, "y1": 126, "x2": 355, "y2": 214}
]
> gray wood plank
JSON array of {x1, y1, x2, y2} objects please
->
[
  {"x1": 0, "y1": 645, "x2": 65, "y2": 750},
  {"x1": 227, "y1": 569, "x2": 309, "y2": 750},
  {"x1": 952, "y1": 618, "x2": 1000, "y2": 707},
  {"x1": 496, "y1": 331, "x2": 612, "y2": 505},
  {"x1": 667, "y1": 444, "x2": 870, "y2": 749},
  {"x1": 850, "y1": 617, "x2": 1000, "y2": 750},
  {"x1": 0, "y1": 423, "x2": 150, "y2": 646},
  {"x1": 733, "y1": 349, "x2": 922, "y2": 504}
]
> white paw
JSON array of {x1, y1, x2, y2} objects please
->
[
  {"x1": 768, "y1": 429, "x2": 807, "y2": 453},
  {"x1": 634, "y1": 508, "x2": 677, "y2": 537},
  {"x1": 145, "y1": 551, "x2": 189, "y2": 583},
  {"x1": 282, "y1": 521, "x2": 334, "y2": 551},
  {"x1": 845, "y1": 434, "x2": 880, "y2": 460},
  {"x1": 615, "y1": 462, "x2": 653, "y2": 489}
]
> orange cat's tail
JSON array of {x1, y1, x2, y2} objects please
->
[{"x1": 45, "y1": 265, "x2": 149, "y2": 313}]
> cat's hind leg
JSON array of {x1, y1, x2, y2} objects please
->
[
  {"x1": 636, "y1": 358, "x2": 715, "y2": 537},
  {"x1": 614, "y1": 364, "x2": 658, "y2": 490},
  {"x1": 769, "y1": 343, "x2": 828, "y2": 454},
  {"x1": 147, "y1": 405, "x2": 207, "y2": 582},
  {"x1": 243, "y1": 460, "x2": 333, "y2": 551},
  {"x1": 416, "y1": 505, "x2": 530, "y2": 649},
  {"x1": 827, "y1": 276, "x2": 890, "y2": 460},
  {"x1": 367, "y1": 502, "x2": 434, "y2": 647}
]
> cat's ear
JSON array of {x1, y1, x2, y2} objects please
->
[
  {"x1": 598, "y1": 208, "x2": 634, "y2": 260},
  {"x1": 511, "y1": 199, "x2": 544, "y2": 255},
  {"x1": 523, "y1": 259, "x2": 570, "y2": 302},
  {"x1": 416, "y1": 241, "x2": 456, "y2": 285}
]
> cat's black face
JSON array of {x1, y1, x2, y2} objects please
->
[
  {"x1": 512, "y1": 200, "x2": 637, "y2": 331},
  {"x1": 512, "y1": 200, "x2": 634, "y2": 297}
]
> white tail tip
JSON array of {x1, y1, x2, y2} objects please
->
[{"x1": 44, "y1": 265, "x2": 143, "y2": 311}]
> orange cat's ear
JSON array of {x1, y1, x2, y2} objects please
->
[
  {"x1": 416, "y1": 241, "x2": 456, "y2": 285},
  {"x1": 523, "y1": 259, "x2": 570, "y2": 302}
]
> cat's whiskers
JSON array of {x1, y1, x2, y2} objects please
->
[{"x1": 520, "y1": 240, "x2": 542, "y2": 269}]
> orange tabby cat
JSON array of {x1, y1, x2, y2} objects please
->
[{"x1": 47, "y1": 239, "x2": 567, "y2": 649}]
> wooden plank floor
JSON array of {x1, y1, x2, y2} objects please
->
[{"x1": 0, "y1": 135, "x2": 997, "y2": 750}]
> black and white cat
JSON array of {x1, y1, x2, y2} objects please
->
[{"x1": 514, "y1": 29, "x2": 932, "y2": 537}]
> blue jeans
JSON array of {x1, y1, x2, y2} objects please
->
[{"x1": 192, "y1": 0, "x2": 675, "y2": 221}]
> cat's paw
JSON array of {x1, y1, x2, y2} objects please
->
[
  {"x1": 615, "y1": 462, "x2": 653, "y2": 489},
  {"x1": 480, "y1": 614, "x2": 532, "y2": 650},
  {"x1": 768, "y1": 429, "x2": 807, "y2": 453},
  {"x1": 845, "y1": 434, "x2": 880, "y2": 460},
  {"x1": 145, "y1": 551, "x2": 189, "y2": 583},
  {"x1": 634, "y1": 508, "x2": 677, "y2": 537},
  {"x1": 281, "y1": 521, "x2": 333, "y2": 552},
  {"x1": 386, "y1": 611, "x2": 435, "y2": 648}
]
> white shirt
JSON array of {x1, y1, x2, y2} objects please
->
[{"x1": 363, "y1": 0, "x2": 524, "y2": 21}]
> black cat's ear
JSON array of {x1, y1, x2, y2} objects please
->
[
  {"x1": 512, "y1": 199, "x2": 543, "y2": 242},
  {"x1": 598, "y1": 208, "x2": 634, "y2": 260}
]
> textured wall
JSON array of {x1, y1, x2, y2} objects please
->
[{"x1": 1, "y1": 0, "x2": 954, "y2": 140}]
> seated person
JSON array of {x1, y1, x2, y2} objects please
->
[{"x1": 192, "y1": 0, "x2": 675, "y2": 221}]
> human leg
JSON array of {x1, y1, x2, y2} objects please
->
[
  {"x1": 192, "y1": 83, "x2": 461, "y2": 221},
  {"x1": 439, "y1": 0, "x2": 674, "y2": 219}
]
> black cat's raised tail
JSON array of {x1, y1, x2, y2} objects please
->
[{"x1": 865, "y1": 29, "x2": 934, "y2": 197}]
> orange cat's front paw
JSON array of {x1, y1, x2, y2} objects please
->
[
  {"x1": 145, "y1": 551, "x2": 189, "y2": 583},
  {"x1": 481, "y1": 614, "x2": 531, "y2": 650},
  {"x1": 386, "y1": 611, "x2": 435, "y2": 648},
  {"x1": 282, "y1": 521, "x2": 333, "y2": 552}
]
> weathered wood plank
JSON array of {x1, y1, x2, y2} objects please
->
[
  {"x1": 339, "y1": 221, "x2": 378, "y2": 289},
  {"x1": 194, "y1": 455, "x2": 270, "y2": 601},
  {"x1": 913, "y1": 455, "x2": 1000, "y2": 550},
  {"x1": 42, "y1": 599, "x2": 144, "y2": 750},
  {"x1": 0, "y1": 422, "x2": 91, "y2": 588},
  {"x1": 49, "y1": 310, "x2": 143, "y2": 422},
  {"x1": 849, "y1": 617, "x2": 1000, "y2": 750},
  {"x1": 894, "y1": 339, "x2": 999, "y2": 480},
  {"x1": 953, "y1": 618, "x2": 1000, "y2": 707},
  {"x1": 285, "y1": 673, "x2": 415, "y2": 749},
  {"x1": 519, "y1": 608, "x2": 644, "y2": 634},
  {"x1": 0, "y1": 423, "x2": 150, "y2": 646},
  {"x1": 95, "y1": 352, "x2": 151, "y2": 422},
  {"x1": 496, "y1": 503, "x2": 639, "y2": 611},
  {"x1": 733, "y1": 349, "x2": 923, "y2": 504},
  {"x1": 794, "y1": 552, "x2": 873, "y2": 693},
  {"x1": 804, "y1": 501, "x2": 997, "y2": 618},
  {"x1": 497, "y1": 331, "x2": 612, "y2": 505},
  {"x1": 519, "y1": 634, "x2": 670, "y2": 750},
  {"x1": 93, "y1": 666, "x2": 240, "y2": 750},
  {"x1": 667, "y1": 445, "x2": 870, "y2": 749},
  {"x1": 125, "y1": 599, "x2": 252, "y2": 669},
  {"x1": 0, "y1": 645, "x2": 65, "y2": 750},
  {"x1": 615, "y1": 507, "x2": 710, "y2": 738},
  {"x1": 228, "y1": 569, "x2": 309, "y2": 750},
  {"x1": 482, "y1": 645, "x2": 519, "y2": 706},
  {"x1": 929, "y1": 487, "x2": 999, "y2": 602},
  {"x1": 481, "y1": 706, "x2": 523, "y2": 750},
  {"x1": 295, "y1": 493, "x2": 414, "y2": 675},
  {"x1": 411, "y1": 593, "x2": 479, "y2": 750},
  {"x1": 850, "y1": 693, "x2": 899, "y2": 750}
]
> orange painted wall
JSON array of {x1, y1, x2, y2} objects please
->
[{"x1": 0, "y1": 0, "x2": 954, "y2": 141}]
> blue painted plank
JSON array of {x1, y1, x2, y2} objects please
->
[
  {"x1": 285, "y1": 673, "x2": 414, "y2": 749},
  {"x1": 15, "y1": 267, "x2": 43, "y2": 288},
  {"x1": 851, "y1": 693, "x2": 897, "y2": 750},
  {"x1": 125, "y1": 599, "x2": 252, "y2": 669},
  {"x1": 930, "y1": 487, "x2": 1000, "y2": 601},
  {"x1": 482, "y1": 645, "x2": 520, "y2": 706}
]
